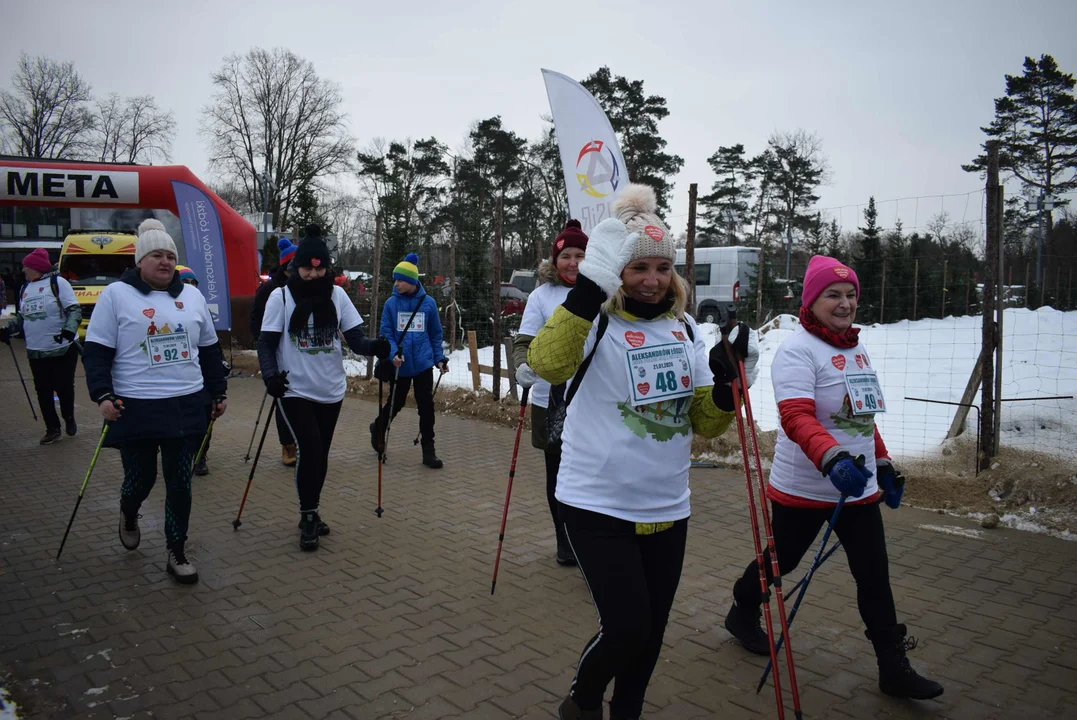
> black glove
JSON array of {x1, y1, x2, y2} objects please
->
[
  {"x1": 877, "y1": 462, "x2": 905, "y2": 509},
  {"x1": 54, "y1": 329, "x2": 76, "y2": 344},
  {"x1": 265, "y1": 371, "x2": 289, "y2": 399},
  {"x1": 372, "y1": 337, "x2": 391, "y2": 360},
  {"x1": 438, "y1": 358, "x2": 449, "y2": 371},
  {"x1": 709, "y1": 321, "x2": 750, "y2": 385},
  {"x1": 0, "y1": 327, "x2": 9, "y2": 345}
]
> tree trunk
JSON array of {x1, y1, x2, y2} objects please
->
[{"x1": 685, "y1": 183, "x2": 697, "y2": 315}]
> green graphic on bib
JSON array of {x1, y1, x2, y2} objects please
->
[
  {"x1": 829, "y1": 394, "x2": 875, "y2": 437},
  {"x1": 618, "y1": 395, "x2": 693, "y2": 442}
]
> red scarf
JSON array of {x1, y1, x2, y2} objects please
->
[{"x1": 799, "y1": 305, "x2": 860, "y2": 349}]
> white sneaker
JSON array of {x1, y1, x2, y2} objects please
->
[
  {"x1": 119, "y1": 511, "x2": 140, "y2": 550},
  {"x1": 166, "y1": 544, "x2": 199, "y2": 584}
]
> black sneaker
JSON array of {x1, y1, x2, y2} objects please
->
[
  {"x1": 556, "y1": 529, "x2": 577, "y2": 567},
  {"x1": 421, "y1": 443, "x2": 443, "y2": 469},
  {"x1": 724, "y1": 601, "x2": 772, "y2": 656},
  {"x1": 299, "y1": 512, "x2": 320, "y2": 551},
  {"x1": 119, "y1": 511, "x2": 140, "y2": 550},
  {"x1": 40, "y1": 429, "x2": 62, "y2": 445},
  {"x1": 65, "y1": 417, "x2": 78, "y2": 437},
  {"x1": 193, "y1": 454, "x2": 209, "y2": 476},
  {"x1": 369, "y1": 421, "x2": 383, "y2": 454}
]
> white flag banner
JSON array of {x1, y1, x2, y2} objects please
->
[{"x1": 542, "y1": 68, "x2": 627, "y2": 233}]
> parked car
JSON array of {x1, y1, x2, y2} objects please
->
[{"x1": 500, "y1": 282, "x2": 528, "y2": 316}]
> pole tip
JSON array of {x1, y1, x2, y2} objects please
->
[
  {"x1": 490, "y1": 582, "x2": 496, "y2": 595},
  {"x1": 232, "y1": 520, "x2": 241, "y2": 530},
  {"x1": 375, "y1": 507, "x2": 383, "y2": 518}
]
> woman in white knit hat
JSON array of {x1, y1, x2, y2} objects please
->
[
  {"x1": 82, "y1": 219, "x2": 228, "y2": 584},
  {"x1": 529, "y1": 184, "x2": 760, "y2": 720}
]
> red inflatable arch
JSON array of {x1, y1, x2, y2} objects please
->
[{"x1": 0, "y1": 158, "x2": 258, "y2": 305}]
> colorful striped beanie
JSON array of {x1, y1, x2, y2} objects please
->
[
  {"x1": 393, "y1": 253, "x2": 420, "y2": 286},
  {"x1": 176, "y1": 265, "x2": 198, "y2": 284}
]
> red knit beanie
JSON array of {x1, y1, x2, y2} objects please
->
[
  {"x1": 551, "y1": 219, "x2": 588, "y2": 261},
  {"x1": 22, "y1": 248, "x2": 53, "y2": 274}
]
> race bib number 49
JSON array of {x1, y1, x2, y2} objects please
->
[
  {"x1": 845, "y1": 370, "x2": 886, "y2": 415},
  {"x1": 147, "y1": 331, "x2": 194, "y2": 368},
  {"x1": 624, "y1": 342, "x2": 694, "y2": 405},
  {"x1": 397, "y1": 311, "x2": 425, "y2": 333}
]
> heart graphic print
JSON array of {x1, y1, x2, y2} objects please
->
[
  {"x1": 637, "y1": 382, "x2": 650, "y2": 396},
  {"x1": 624, "y1": 331, "x2": 646, "y2": 348},
  {"x1": 143, "y1": 308, "x2": 155, "y2": 319},
  {"x1": 681, "y1": 376, "x2": 691, "y2": 388},
  {"x1": 831, "y1": 355, "x2": 846, "y2": 371}
]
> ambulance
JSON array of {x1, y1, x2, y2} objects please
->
[{"x1": 57, "y1": 232, "x2": 137, "y2": 340}]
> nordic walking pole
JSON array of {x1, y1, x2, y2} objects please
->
[
  {"x1": 192, "y1": 418, "x2": 214, "y2": 471},
  {"x1": 726, "y1": 328, "x2": 803, "y2": 720},
  {"x1": 57, "y1": 423, "x2": 110, "y2": 560},
  {"x1": 491, "y1": 386, "x2": 529, "y2": 596},
  {"x1": 375, "y1": 368, "x2": 386, "y2": 518},
  {"x1": 233, "y1": 398, "x2": 277, "y2": 530},
  {"x1": 244, "y1": 388, "x2": 269, "y2": 462},
  {"x1": 758, "y1": 494, "x2": 848, "y2": 694},
  {"x1": 8, "y1": 341, "x2": 38, "y2": 421},
  {"x1": 414, "y1": 369, "x2": 444, "y2": 445}
]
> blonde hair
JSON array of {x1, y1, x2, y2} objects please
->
[{"x1": 604, "y1": 268, "x2": 689, "y2": 320}]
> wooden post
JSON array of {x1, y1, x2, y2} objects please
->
[
  {"x1": 685, "y1": 183, "x2": 698, "y2": 314},
  {"x1": 1024, "y1": 264, "x2": 1030, "y2": 308},
  {"x1": 449, "y1": 228, "x2": 457, "y2": 351},
  {"x1": 367, "y1": 212, "x2": 383, "y2": 379},
  {"x1": 467, "y1": 330, "x2": 481, "y2": 391},
  {"x1": 491, "y1": 197, "x2": 503, "y2": 400},
  {"x1": 912, "y1": 258, "x2": 919, "y2": 321},
  {"x1": 993, "y1": 177, "x2": 1004, "y2": 457},
  {"x1": 940, "y1": 259, "x2": 948, "y2": 318},
  {"x1": 880, "y1": 258, "x2": 887, "y2": 323},
  {"x1": 947, "y1": 348, "x2": 986, "y2": 439},
  {"x1": 503, "y1": 337, "x2": 518, "y2": 401},
  {"x1": 980, "y1": 142, "x2": 1000, "y2": 469},
  {"x1": 1055, "y1": 266, "x2": 1061, "y2": 307}
]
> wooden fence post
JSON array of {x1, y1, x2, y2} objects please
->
[
  {"x1": 468, "y1": 330, "x2": 481, "y2": 391},
  {"x1": 503, "y1": 337, "x2": 518, "y2": 402}
]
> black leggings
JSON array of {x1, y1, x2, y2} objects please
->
[
  {"x1": 733, "y1": 500, "x2": 897, "y2": 634},
  {"x1": 120, "y1": 437, "x2": 198, "y2": 547},
  {"x1": 545, "y1": 445, "x2": 564, "y2": 543},
  {"x1": 560, "y1": 503, "x2": 688, "y2": 719},
  {"x1": 377, "y1": 368, "x2": 435, "y2": 445},
  {"x1": 278, "y1": 397, "x2": 342, "y2": 513},
  {"x1": 28, "y1": 345, "x2": 78, "y2": 432}
]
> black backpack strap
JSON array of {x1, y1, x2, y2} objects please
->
[
  {"x1": 565, "y1": 313, "x2": 609, "y2": 406},
  {"x1": 683, "y1": 317, "x2": 695, "y2": 343},
  {"x1": 394, "y1": 298, "x2": 423, "y2": 345},
  {"x1": 49, "y1": 274, "x2": 64, "y2": 312}
]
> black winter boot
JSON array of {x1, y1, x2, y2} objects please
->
[
  {"x1": 421, "y1": 443, "x2": 443, "y2": 469},
  {"x1": 299, "y1": 512, "x2": 320, "y2": 551},
  {"x1": 558, "y1": 695, "x2": 603, "y2": 720},
  {"x1": 193, "y1": 452, "x2": 209, "y2": 476},
  {"x1": 369, "y1": 421, "x2": 384, "y2": 454},
  {"x1": 724, "y1": 600, "x2": 771, "y2": 656},
  {"x1": 868, "y1": 624, "x2": 944, "y2": 700}
]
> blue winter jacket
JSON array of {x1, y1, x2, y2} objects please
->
[{"x1": 379, "y1": 283, "x2": 445, "y2": 378}]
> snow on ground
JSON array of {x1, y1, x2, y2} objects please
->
[{"x1": 0, "y1": 686, "x2": 22, "y2": 720}]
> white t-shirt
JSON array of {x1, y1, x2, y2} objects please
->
[
  {"x1": 20, "y1": 275, "x2": 78, "y2": 351},
  {"x1": 260, "y1": 285, "x2": 362, "y2": 404},
  {"x1": 86, "y1": 282, "x2": 218, "y2": 399},
  {"x1": 557, "y1": 313, "x2": 713, "y2": 523},
  {"x1": 769, "y1": 328, "x2": 881, "y2": 503},
  {"x1": 518, "y1": 281, "x2": 571, "y2": 408}
]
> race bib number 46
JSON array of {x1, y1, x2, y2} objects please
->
[
  {"x1": 624, "y1": 342, "x2": 694, "y2": 405},
  {"x1": 397, "y1": 311, "x2": 425, "y2": 333},
  {"x1": 845, "y1": 370, "x2": 886, "y2": 415},
  {"x1": 147, "y1": 331, "x2": 193, "y2": 368}
]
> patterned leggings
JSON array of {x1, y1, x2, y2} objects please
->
[{"x1": 119, "y1": 437, "x2": 197, "y2": 548}]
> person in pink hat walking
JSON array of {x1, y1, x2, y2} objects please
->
[
  {"x1": 722, "y1": 254, "x2": 943, "y2": 701},
  {"x1": 0, "y1": 248, "x2": 82, "y2": 444}
]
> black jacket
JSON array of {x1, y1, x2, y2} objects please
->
[{"x1": 250, "y1": 266, "x2": 288, "y2": 341}]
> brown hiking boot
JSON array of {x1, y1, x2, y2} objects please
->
[{"x1": 282, "y1": 443, "x2": 297, "y2": 466}]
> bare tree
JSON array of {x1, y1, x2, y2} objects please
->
[
  {"x1": 201, "y1": 47, "x2": 355, "y2": 230},
  {"x1": 0, "y1": 52, "x2": 94, "y2": 158},
  {"x1": 94, "y1": 93, "x2": 176, "y2": 164}
]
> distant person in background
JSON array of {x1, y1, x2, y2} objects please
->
[
  {"x1": 512, "y1": 219, "x2": 588, "y2": 566},
  {"x1": 251, "y1": 237, "x2": 299, "y2": 466},
  {"x1": 0, "y1": 248, "x2": 82, "y2": 444}
]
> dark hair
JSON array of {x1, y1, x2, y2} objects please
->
[{"x1": 304, "y1": 224, "x2": 321, "y2": 238}]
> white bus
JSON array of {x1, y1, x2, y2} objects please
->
[{"x1": 674, "y1": 246, "x2": 759, "y2": 324}]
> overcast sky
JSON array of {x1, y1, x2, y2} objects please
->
[{"x1": 5, "y1": 0, "x2": 1076, "y2": 239}]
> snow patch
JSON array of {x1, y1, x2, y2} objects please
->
[
  {"x1": 84, "y1": 686, "x2": 108, "y2": 696},
  {"x1": 918, "y1": 524, "x2": 985, "y2": 539},
  {"x1": 59, "y1": 628, "x2": 89, "y2": 637},
  {"x1": 0, "y1": 686, "x2": 22, "y2": 720}
]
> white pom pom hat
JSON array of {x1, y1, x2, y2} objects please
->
[
  {"x1": 612, "y1": 184, "x2": 674, "y2": 263},
  {"x1": 135, "y1": 218, "x2": 178, "y2": 264}
]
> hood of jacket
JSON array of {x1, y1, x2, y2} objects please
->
[
  {"x1": 391, "y1": 281, "x2": 428, "y2": 303},
  {"x1": 537, "y1": 259, "x2": 566, "y2": 287}
]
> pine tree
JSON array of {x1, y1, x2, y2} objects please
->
[
  {"x1": 699, "y1": 144, "x2": 756, "y2": 245},
  {"x1": 856, "y1": 197, "x2": 884, "y2": 322},
  {"x1": 581, "y1": 67, "x2": 684, "y2": 213}
]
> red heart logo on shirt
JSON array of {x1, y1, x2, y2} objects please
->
[
  {"x1": 153, "y1": 354, "x2": 162, "y2": 362},
  {"x1": 637, "y1": 382, "x2": 650, "y2": 396},
  {"x1": 181, "y1": 351, "x2": 189, "y2": 358},
  {"x1": 681, "y1": 376, "x2": 690, "y2": 388},
  {"x1": 143, "y1": 308, "x2": 155, "y2": 319},
  {"x1": 855, "y1": 354, "x2": 864, "y2": 369},
  {"x1": 831, "y1": 355, "x2": 846, "y2": 371},
  {"x1": 625, "y1": 331, "x2": 646, "y2": 348},
  {"x1": 644, "y1": 225, "x2": 665, "y2": 241}
]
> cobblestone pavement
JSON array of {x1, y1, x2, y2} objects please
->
[{"x1": 1, "y1": 342, "x2": 1075, "y2": 719}]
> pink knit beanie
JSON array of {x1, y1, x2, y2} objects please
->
[{"x1": 802, "y1": 255, "x2": 859, "y2": 308}]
